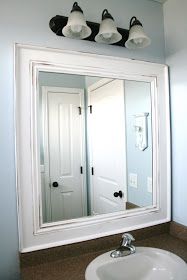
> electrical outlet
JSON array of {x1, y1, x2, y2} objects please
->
[
  {"x1": 147, "y1": 177, "x2": 152, "y2": 193},
  {"x1": 129, "y1": 173, "x2": 138, "y2": 188}
]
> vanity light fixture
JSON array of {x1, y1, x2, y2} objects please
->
[
  {"x1": 62, "y1": 2, "x2": 91, "y2": 39},
  {"x1": 125, "y1": 17, "x2": 151, "y2": 49},
  {"x1": 49, "y1": 2, "x2": 151, "y2": 49},
  {"x1": 95, "y1": 9, "x2": 122, "y2": 44}
]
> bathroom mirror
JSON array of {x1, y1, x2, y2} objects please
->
[
  {"x1": 15, "y1": 45, "x2": 171, "y2": 252},
  {"x1": 38, "y1": 72, "x2": 153, "y2": 224}
]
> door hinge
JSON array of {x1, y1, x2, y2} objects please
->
[
  {"x1": 88, "y1": 105, "x2": 92, "y2": 114},
  {"x1": 78, "y1": 106, "x2": 82, "y2": 115},
  {"x1": 49, "y1": 177, "x2": 52, "y2": 187},
  {"x1": 91, "y1": 167, "x2": 94, "y2": 175},
  {"x1": 80, "y1": 166, "x2": 83, "y2": 174}
]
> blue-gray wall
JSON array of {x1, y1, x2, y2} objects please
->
[
  {"x1": 125, "y1": 81, "x2": 152, "y2": 207},
  {"x1": 39, "y1": 72, "x2": 85, "y2": 90},
  {"x1": 164, "y1": 0, "x2": 187, "y2": 226},
  {"x1": 0, "y1": 0, "x2": 165, "y2": 278}
]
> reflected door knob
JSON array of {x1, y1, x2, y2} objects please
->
[
  {"x1": 52, "y1": 182, "x2": 59, "y2": 187},
  {"x1": 113, "y1": 190, "x2": 123, "y2": 198}
]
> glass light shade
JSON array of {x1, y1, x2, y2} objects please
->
[
  {"x1": 62, "y1": 11, "x2": 91, "y2": 39},
  {"x1": 95, "y1": 18, "x2": 122, "y2": 44},
  {"x1": 125, "y1": 25, "x2": 151, "y2": 49}
]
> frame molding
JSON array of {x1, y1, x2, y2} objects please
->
[{"x1": 15, "y1": 44, "x2": 171, "y2": 252}]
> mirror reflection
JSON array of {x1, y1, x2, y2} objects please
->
[{"x1": 38, "y1": 72, "x2": 153, "y2": 223}]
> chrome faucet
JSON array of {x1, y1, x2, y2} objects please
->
[{"x1": 110, "y1": 233, "x2": 136, "y2": 258}]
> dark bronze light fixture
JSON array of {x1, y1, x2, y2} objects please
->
[
  {"x1": 125, "y1": 17, "x2": 151, "y2": 49},
  {"x1": 49, "y1": 2, "x2": 151, "y2": 49},
  {"x1": 95, "y1": 9, "x2": 122, "y2": 44},
  {"x1": 62, "y1": 2, "x2": 91, "y2": 39}
]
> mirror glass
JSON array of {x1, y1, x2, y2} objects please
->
[{"x1": 38, "y1": 71, "x2": 153, "y2": 223}]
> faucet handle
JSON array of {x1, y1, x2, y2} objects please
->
[{"x1": 121, "y1": 233, "x2": 135, "y2": 246}]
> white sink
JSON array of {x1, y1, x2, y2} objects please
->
[{"x1": 85, "y1": 247, "x2": 187, "y2": 280}]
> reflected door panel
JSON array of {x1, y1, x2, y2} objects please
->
[
  {"x1": 88, "y1": 79, "x2": 127, "y2": 215},
  {"x1": 42, "y1": 87, "x2": 84, "y2": 222}
]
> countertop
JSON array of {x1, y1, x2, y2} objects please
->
[{"x1": 21, "y1": 233, "x2": 187, "y2": 280}]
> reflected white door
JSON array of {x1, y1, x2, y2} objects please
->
[
  {"x1": 88, "y1": 79, "x2": 127, "y2": 215},
  {"x1": 42, "y1": 87, "x2": 85, "y2": 222}
]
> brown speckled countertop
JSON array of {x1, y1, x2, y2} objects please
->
[{"x1": 20, "y1": 231, "x2": 187, "y2": 280}]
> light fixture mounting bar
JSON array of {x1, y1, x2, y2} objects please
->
[{"x1": 49, "y1": 15, "x2": 129, "y2": 47}]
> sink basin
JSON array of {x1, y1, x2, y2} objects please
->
[{"x1": 85, "y1": 247, "x2": 187, "y2": 280}]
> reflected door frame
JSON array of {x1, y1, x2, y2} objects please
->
[{"x1": 41, "y1": 86, "x2": 87, "y2": 222}]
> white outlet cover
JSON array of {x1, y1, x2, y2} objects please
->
[
  {"x1": 129, "y1": 173, "x2": 138, "y2": 188},
  {"x1": 147, "y1": 177, "x2": 153, "y2": 193}
]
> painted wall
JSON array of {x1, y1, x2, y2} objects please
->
[
  {"x1": 125, "y1": 81, "x2": 152, "y2": 207},
  {"x1": 164, "y1": 0, "x2": 187, "y2": 226},
  {"x1": 0, "y1": 0, "x2": 165, "y2": 278}
]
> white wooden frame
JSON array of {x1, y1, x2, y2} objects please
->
[{"x1": 15, "y1": 44, "x2": 171, "y2": 253}]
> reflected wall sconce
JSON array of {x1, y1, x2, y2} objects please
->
[{"x1": 49, "y1": 2, "x2": 151, "y2": 49}]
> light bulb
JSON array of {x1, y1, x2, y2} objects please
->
[
  {"x1": 133, "y1": 38, "x2": 144, "y2": 45},
  {"x1": 70, "y1": 24, "x2": 82, "y2": 34},
  {"x1": 102, "y1": 32, "x2": 113, "y2": 39}
]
